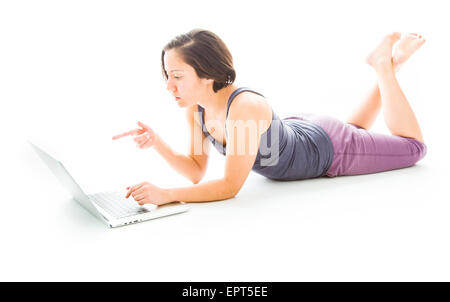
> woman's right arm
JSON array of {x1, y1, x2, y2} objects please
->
[
  {"x1": 113, "y1": 106, "x2": 210, "y2": 184},
  {"x1": 153, "y1": 105, "x2": 210, "y2": 184}
]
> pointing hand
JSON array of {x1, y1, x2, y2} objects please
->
[{"x1": 112, "y1": 121, "x2": 158, "y2": 149}]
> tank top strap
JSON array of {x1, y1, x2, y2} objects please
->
[
  {"x1": 196, "y1": 87, "x2": 266, "y2": 146},
  {"x1": 196, "y1": 105, "x2": 211, "y2": 139},
  {"x1": 226, "y1": 87, "x2": 265, "y2": 119}
]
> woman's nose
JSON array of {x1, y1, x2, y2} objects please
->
[{"x1": 166, "y1": 79, "x2": 176, "y2": 92}]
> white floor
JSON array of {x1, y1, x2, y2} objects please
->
[
  {"x1": 1, "y1": 0, "x2": 449, "y2": 282},
  {"x1": 1, "y1": 139, "x2": 448, "y2": 282}
]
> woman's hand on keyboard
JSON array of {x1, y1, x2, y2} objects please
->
[
  {"x1": 125, "y1": 181, "x2": 172, "y2": 206},
  {"x1": 112, "y1": 121, "x2": 159, "y2": 149}
]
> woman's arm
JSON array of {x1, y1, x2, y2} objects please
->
[
  {"x1": 152, "y1": 105, "x2": 210, "y2": 184},
  {"x1": 167, "y1": 178, "x2": 236, "y2": 203},
  {"x1": 126, "y1": 178, "x2": 233, "y2": 205},
  {"x1": 113, "y1": 106, "x2": 209, "y2": 184},
  {"x1": 126, "y1": 95, "x2": 272, "y2": 205},
  {"x1": 166, "y1": 96, "x2": 272, "y2": 203}
]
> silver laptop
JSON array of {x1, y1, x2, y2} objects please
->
[{"x1": 29, "y1": 142, "x2": 189, "y2": 228}]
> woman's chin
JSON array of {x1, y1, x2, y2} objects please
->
[{"x1": 176, "y1": 100, "x2": 191, "y2": 107}]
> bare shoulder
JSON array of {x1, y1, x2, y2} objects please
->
[{"x1": 228, "y1": 91, "x2": 272, "y2": 130}]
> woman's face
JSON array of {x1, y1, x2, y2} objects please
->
[{"x1": 164, "y1": 49, "x2": 212, "y2": 108}]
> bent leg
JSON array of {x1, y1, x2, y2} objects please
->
[
  {"x1": 376, "y1": 68, "x2": 425, "y2": 143},
  {"x1": 346, "y1": 33, "x2": 426, "y2": 132},
  {"x1": 346, "y1": 83, "x2": 381, "y2": 131}
]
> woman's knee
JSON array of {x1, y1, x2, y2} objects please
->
[{"x1": 412, "y1": 139, "x2": 427, "y2": 162}]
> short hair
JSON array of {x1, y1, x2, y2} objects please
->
[{"x1": 161, "y1": 29, "x2": 236, "y2": 93}]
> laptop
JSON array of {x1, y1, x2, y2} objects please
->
[{"x1": 29, "y1": 142, "x2": 189, "y2": 228}]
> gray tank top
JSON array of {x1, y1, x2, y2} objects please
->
[{"x1": 197, "y1": 87, "x2": 334, "y2": 180}]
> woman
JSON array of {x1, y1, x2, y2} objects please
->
[{"x1": 112, "y1": 29, "x2": 427, "y2": 206}]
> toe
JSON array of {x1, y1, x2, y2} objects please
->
[
  {"x1": 416, "y1": 34, "x2": 425, "y2": 41},
  {"x1": 385, "y1": 32, "x2": 401, "y2": 43},
  {"x1": 392, "y1": 32, "x2": 402, "y2": 40},
  {"x1": 408, "y1": 33, "x2": 424, "y2": 41}
]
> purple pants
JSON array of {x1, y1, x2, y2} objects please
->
[{"x1": 284, "y1": 114, "x2": 427, "y2": 178}]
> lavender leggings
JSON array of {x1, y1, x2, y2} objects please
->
[{"x1": 284, "y1": 114, "x2": 427, "y2": 178}]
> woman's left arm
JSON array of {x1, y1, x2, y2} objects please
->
[{"x1": 126, "y1": 98, "x2": 271, "y2": 205}]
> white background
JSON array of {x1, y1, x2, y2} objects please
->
[{"x1": 1, "y1": 0, "x2": 449, "y2": 281}]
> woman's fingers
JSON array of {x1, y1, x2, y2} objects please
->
[
  {"x1": 133, "y1": 132, "x2": 155, "y2": 148},
  {"x1": 126, "y1": 182, "x2": 147, "y2": 198},
  {"x1": 132, "y1": 187, "x2": 149, "y2": 205},
  {"x1": 140, "y1": 140, "x2": 154, "y2": 148},
  {"x1": 112, "y1": 129, "x2": 137, "y2": 140},
  {"x1": 113, "y1": 123, "x2": 154, "y2": 148},
  {"x1": 137, "y1": 121, "x2": 151, "y2": 131},
  {"x1": 134, "y1": 132, "x2": 151, "y2": 143},
  {"x1": 132, "y1": 193, "x2": 146, "y2": 203},
  {"x1": 132, "y1": 185, "x2": 147, "y2": 197},
  {"x1": 134, "y1": 136, "x2": 146, "y2": 144},
  {"x1": 113, "y1": 122, "x2": 155, "y2": 149},
  {"x1": 135, "y1": 137, "x2": 150, "y2": 149},
  {"x1": 112, "y1": 128, "x2": 144, "y2": 140}
]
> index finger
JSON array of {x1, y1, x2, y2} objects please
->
[
  {"x1": 126, "y1": 182, "x2": 146, "y2": 198},
  {"x1": 112, "y1": 129, "x2": 141, "y2": 140}
]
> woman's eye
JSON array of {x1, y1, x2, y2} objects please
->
[{"x1": 174, "y1": 76, "x2": 182, "y2": 79}]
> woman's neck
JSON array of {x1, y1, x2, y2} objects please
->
[{"x1": 198, "y1": 84, "x2": 240, "y2": 116}]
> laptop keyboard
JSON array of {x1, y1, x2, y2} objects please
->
[{"x1": 89, "y1": 191, "x2": 153, "y2": 219}]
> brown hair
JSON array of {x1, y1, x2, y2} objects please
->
[{"x1": 161, "y1": 29, "x2": 236, "y2": 93}]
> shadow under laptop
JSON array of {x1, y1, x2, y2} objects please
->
[{"x1": 62, "y1": 197, "x2": 109, "y2": 231}]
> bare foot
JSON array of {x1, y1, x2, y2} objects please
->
[
  {"x1": 366, "y1": 32, "x2": 401, "y2": 72},
  {"x1": 392, "y1": 33, "x2": 426, "y2": 72}
]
